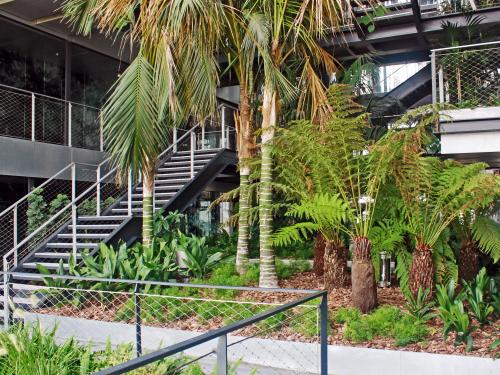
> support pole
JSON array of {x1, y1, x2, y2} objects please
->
[
  {"x1": 190, "y1": 131, "x2": 195, "y2": 178},
  {"x1": 68, "y1": 103, "x2": 72, "y2": 147},
  {"x1": 71, "y1": 163, "x2": 77, "y2": 259},
  {"x1": 128, "y1": 168, "x2": 133, "y2": 217},
  {"x1": 99, "y1": 114, "x2": 104, "y2": 152},
  {"x1": 96, "y1": 166, "x2": 101, "y2": 217},
  {"x1": 320, "y1": 293, "x2": 328, "y2": 375},
  {"x1": 3, "y1": 272, "x2": 10, "y2": 330},
  {"x1": 221, "y1": 106, "x2": 226, "y2": 148},
  {"x1": 13, "y1": 206, "x2": 18, "y2": 267},
  {"x1": 31, "y1": 93, "x2": 35, "y2": 141},
  {"x1": 173, "y1": 127, "x2": 177, "y2": 153},
  {"x1": 216, "y1": 334, "x2": 228, "y2": 375},
  {"x1": 431, "y1": 51, "x2": 437, "y2": 104},
  {"x1": 134, "y1": 285, "x2": 142, "y2": 357}
]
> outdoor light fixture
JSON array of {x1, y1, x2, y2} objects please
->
[{"x1": 378, "y1": 252, "x2": 392, "y2": 287}]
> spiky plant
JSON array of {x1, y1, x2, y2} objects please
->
[{"x1": 373, "y1": 106, "x2": 500, "y2": 296}]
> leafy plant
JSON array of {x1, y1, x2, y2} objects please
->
[
  {"x1": 462, "y1": 268, "x2": 494, "y2": 325},
  {"x1": 173, "y1": 232, "x2": 223, "y2": 279},
  {"x1": 436, "y1": 280, "x2": 474, "y2": 351},
  {"x1": 405, "y1": 288, "x2": 436, "y2": 322},
  {"x1": 26, "y1": 188, "x2": 47, "y2": 233},
  {"x1": 48, "y1": 194, "x2": 70, "y2": 215}
]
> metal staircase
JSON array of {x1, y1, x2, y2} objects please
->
[{"x1": 0, "y1": 108, "x2": 238, "y2": 320}]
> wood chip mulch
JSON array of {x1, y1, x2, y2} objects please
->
[{"x1": 33, "y1": 271, "x2": 499, "y2": 358}]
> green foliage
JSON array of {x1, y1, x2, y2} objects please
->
[
  {"x1": 173, "y1": 232, "x2": 223, "y2": 279},
  {"x1": 275, "y1": 259, "x2": 310, "y2": 279},
  {"x1": 405, "y1": 288, "x2": 436, "y2": 322},
  {"x1": 462, "y1": 268, "x2": 494, "y2": 325},
  {"x1": 436, "y1": 280, "x2": 474, "y2": 351},
  {"x1": 334, "y1": 306, "x2": 428, "y2": 346},
  {"x1": 471, "y1": 216, "x2": 500, "y2": 262},
  {"x1": 358, "y1": 5, "x2": 387, "y2": 33},
  {"x1": 26, "y1": 188, "x2": 48, "y2": 233},
  {"x1": 154, "y1": 210, "x2": 188, "y2": 241},
  {"x1": 48, "y1": 194, "x2": 70, "y2": 215},
  {"x1": 78, "y1": 197, "x2": 116, "y2": 216}
]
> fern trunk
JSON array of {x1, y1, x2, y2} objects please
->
[
  {"x1": 351, "y1": 236, "x2": 377, "y2": 313},
  {"x1": 324, "y1": 239, "x2": 349, "y2": 290},
  {"x1": 409, "y1": 243, "x2": 434, "y2": 296},
  {"x1": 236, "y1": 87, "x2": 255, "y2": 275},
  {"x1": 258, "y1": 85, "x2": 278, "y2": 288},
  {"x1": 142, "y1": 167, "x2": 155, "y2": 248},
  {"x1": 313, "y1": 233, "x2": 326, "y2": 276},
  {"x1": 458, "y1": 239, "x2": 479, "y2": 282}
]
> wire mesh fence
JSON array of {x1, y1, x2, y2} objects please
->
[
  {"x1": 2, "y1": 275, "x2": 327, "y2": 374},
  {"x1": 433, "y1": 42, "x2": 500, "y2": 107},
  {"x1": 0, "y1": 83, "x2": 102, "y2": 150},
  {"x1": 420, "y1": 0, "x2": 500, "y2": 18}
]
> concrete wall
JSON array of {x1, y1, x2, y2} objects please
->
[{"x1": 0, "y1": 137, "x2": 106, "y2": 179}]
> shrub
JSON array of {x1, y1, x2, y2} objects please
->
[
  {"x1": 405, "y1": 287, "x2": 436, "y2": 322},
  {"x1": 462, "y1": 268, "x2": 494, "y2": 325},
  {"x1": 276, "y1": 260, "x2": 311, "y2": 279},
  {"x1": 26, "y1": 188, "x2": 47, "y2": 233},
  {"x1": 335, "y1": 306, "x2": 428, "y2": 346}
]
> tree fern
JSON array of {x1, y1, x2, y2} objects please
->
[{"x1": 472, "y1": 216, "x2": 500, "y2": 262}]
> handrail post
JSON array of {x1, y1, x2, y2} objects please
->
[
  {"x1": 320, "y1": 293, "x2": 328, "y2": 375},
  {"x1": 173, "y1": 126, "x2": 177, "y2": 153},
  {"x1": 134, "y1": 284, "x2": 142, "y2": 357},
  {"x1": 216, "y1": 334, "x2": 228, "y2": 375},
  {"x1": 431, "y1": 50, "x2": 437, "y2": 104},
  {"x1": 31, "y1": 93, "x2": 35, "y2": 141},
  {"x1": 221, "y1": 106, "x2": 226, "y2": 148},
  {"x1": 99, "y1": 113, "x2": 104, "y2": 152},
  {"x1": 68, "y1": 102, "x2": 73, "y2": 147},
  {"x1": 13, "y1": 205, "x2": 18, "y2": 267},
  {"x1": 128, "y1": 168, "x2": 133, "y2": 216},
  {"x1": 201, "y1": 122, "x2": 205, "y2": 150},
  {"x1": 438, "y1": 66, "x2": 445, "y2": 104},
  {"x1": 96, "y1": 165, "x2": 101, "y2": 217},
  {"x1": 190, "y1": 131, "x2": 195, "y2": 178},
  {"x1": 3, "y1": 271, "x2": 11, "y2": 330},
  {"x1": 71, "y1": 163, "x2": 77, "y2": 259}
]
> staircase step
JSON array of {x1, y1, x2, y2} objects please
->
[
  {"x1": 157, "y1": 165, "x2": 203, "y2": 173},
  {"x1": 156, "y1": 172, "x2": 191, "y2": 178},
  {"x1": 69, "y1": 224, "x2": 119, "y2": 230},
  {"x1": 154, "y1": 182, "x2": 184, "y2": 188},
  {"x1": 78, "y1": 215, "x2": 129, "y2": 221},
  {"x1": 131, "y1": 192, "x2": 175, "y2": 198},
  {"x1": 137, "y1": 185, "x2": 181, "y2": 192},
  {"x1": 170, "y1": 154, "x2": 216, "y2": 161},
  {"x1": 112, "y1": 207, "x2": 162, "y2": 214},
  {"x1": 34, "y1": 252, "x2": 83, "y2": 259},
  {"x1": 58, "y1": 233, "x2": 109, "y2": 239},
  {"x1": 175, "y1": 149, "x2": 221, "y2": 155},
  {"x1": 23, "y1": 262, "x2": 69, "y2": 271},
  {"x1": 120, "y1": 199, "x2": 170, "y2": 207},
  {"x1": 163, "y1": 160, "x2": 209, "y2": 167},
  {"x1": 154, "y1": 178, "x2": 190, "y2": 183},
  {"x1": 46, "y1": 243, "x2": 99, "y2": 249}
]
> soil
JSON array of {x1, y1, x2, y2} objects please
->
[{"x1": 33, "y1": 271, "x2": 499, "y2": 358}]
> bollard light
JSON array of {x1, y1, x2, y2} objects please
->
[{"x1": 378, "y1": 251, "x2": 392, "y2": 287}]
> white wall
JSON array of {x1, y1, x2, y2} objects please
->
[{"x1": 441, "y1": 131, "x2": 500, "y2": 154}]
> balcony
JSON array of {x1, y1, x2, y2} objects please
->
[{"x1": 432, "y1": 41, "x2": 500, "y2": 167}]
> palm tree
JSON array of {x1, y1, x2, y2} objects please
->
[
  {"x1": 248, "y1": 0, "x2": 350, "y2": 288},
  {"x1": 272, "y1": 85, "x2": 386, "y2": 311},
  {"x1": 62, "y1": 0, "x2": 225, "y2": 246},
  {"x1": 374, "y1": 106, "x2": 500, "y2": 296}
]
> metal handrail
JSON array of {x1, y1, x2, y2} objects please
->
[
  {"x1": 0, "y1": 163, "x2": 74, "y2": 218},
  {"x1": 431, "y1": 40, "x2": 500, "y2": 53},
  {"x1": 0, "y1": 82, "x2": 100, "y2": 111},
  {"x1": 94, "y1": 289, "x2": 328, "y2": 375}
]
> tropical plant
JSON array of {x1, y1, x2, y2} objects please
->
[
  {"x1": 405, "y1": 287, "x2": 436, "y2": 322},
  {"x1": 26, "y1": 188, "x2": 47, "y2": 233},
  {"x1": 271, "y1": 85, "x2": 388, "y2": 311},
  {"x1": 62, "y1": 0, "x2": 225, "y2": 246},
  {"x1": 153, "y1": 209, "x2": 188, "y2": 241},
  {"x1": 248, "y1": 0, "x2": 361, "y2": 288},
  {"x1": 436, "y1": 279, "x2": 475, "y2": 351},
  {"x1": 462, "y1": 268, "x2": 494, "y2": 325},
  {"x1": 172, "y1": 232, "x2": 224, "y2": 279},
  {"x1": 373, "y1": 106, "x2": 500, "y2": 296}
]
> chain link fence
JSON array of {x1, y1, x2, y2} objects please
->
[
  {"x1": 2, "y1": 275, "x2": 327, "y2": 374},
  {"x1": 0, "y1": 83, "x2": 102, "y2": 150},
  {"x1": 432, "y1": 42, "x2": 500, "y2": 107}
]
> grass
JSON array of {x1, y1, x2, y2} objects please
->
[{"x1": 333, "y1": 306, "x2": 429, "y2": 346}]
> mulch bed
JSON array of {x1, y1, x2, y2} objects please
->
[{"x1": 33, "y1": 271, "x2": 499, "y2": 358}]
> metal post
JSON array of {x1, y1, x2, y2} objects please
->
[
  {"x1": 3, "y1": 272, "x2": 11, "y2": 330},
  {"x1": 221, "y1": 106, "x2": 226, "y2": 148},
  {"x1": 201, "y1": 122, "x2": 205, "y2": 150},
  {"x1": 128, "y1": 168, "x2": 133, "y2": 216},
  {"x1": 320, "y1": 293, "x2": 328, "y2": 375},
  {"x1": 216, "y1": 334, "x2": 228, "y2": 375},
  {"x1": 99, "y1": 114, "x2": 104, "y2": 152},
  {"x1": 438, "y1": 67, "x2": 445, "y2": 104},
  {"x1": 96, "y1": 166, "x2": 101, "y2": 217},
  {"x1": 68, "y1": 103, "x2": 73, "y2": 147},
  {"x1": 173, "y1": 127, "x2": 177, "y2": 153},
  {"x1": 31, "y1": 93, "x2": 35, "y2": 141},
  {"x1": 190, "y1": 131, "x2": 195, "y2": 178},
  {"x1": 134, "y1": 285, "x2": 142, "y2": 357},
  {"x1": 71, "y1": 163, "x2": 77, "y2": 259},
  {"x1": 13, "y1": 206, "x2": 18, "y2": 267},
  {"x1": 430, "y1": 50, "x2": 437, "y2": 104}
]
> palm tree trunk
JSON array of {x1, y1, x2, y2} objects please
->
[
  {"x1": 458, "y1": 239, "x2": 479, "y2": 282},
  {"x1": 142, "y1": 166, "x2": 155, "y2": 247},
  {"x1": 409, "y1": 242, "x2": 434, "y2": 297},
  {"x1": 258, "y1": 84, "x2": 278, "y2": 288},
  {"x1": 236, "y1": 87, "x2": 254, "y2": 275},
  {"x1": 313, "y1": 233, "x2": 326, "y2": 276},
  {"x1": 324, "y1": 238, "x2": 349, "y2": 290},
  {"x1": 351, "y1": 236, "x2": 377, "y2": 313}
]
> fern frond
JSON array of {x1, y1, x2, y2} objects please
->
[{"x1": 472, "y1": 216, "x2": 500, "y2": 262}]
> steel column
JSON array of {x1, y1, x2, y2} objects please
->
[
  {"x1": 96, "y1": 166, "x2": 101, "y2": 216},
  {"x1": 430, "y1": 50, "x2": 437, "y2": 104},
  {"x1": 31, "y1": 93, "x2": 35, "y2": 141},
  {"x1": 190, "y1": 132, "x2": 195, "y2": 178},
  {"x1": 71, "y1": 163, "x2": 77, "y2": 259},
  {"x1": 216, "y1": 334, "x2": 228, "y2": 375},
  {"x1": 320, "y1": 293, "x2": 328, "y2": 375}
]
